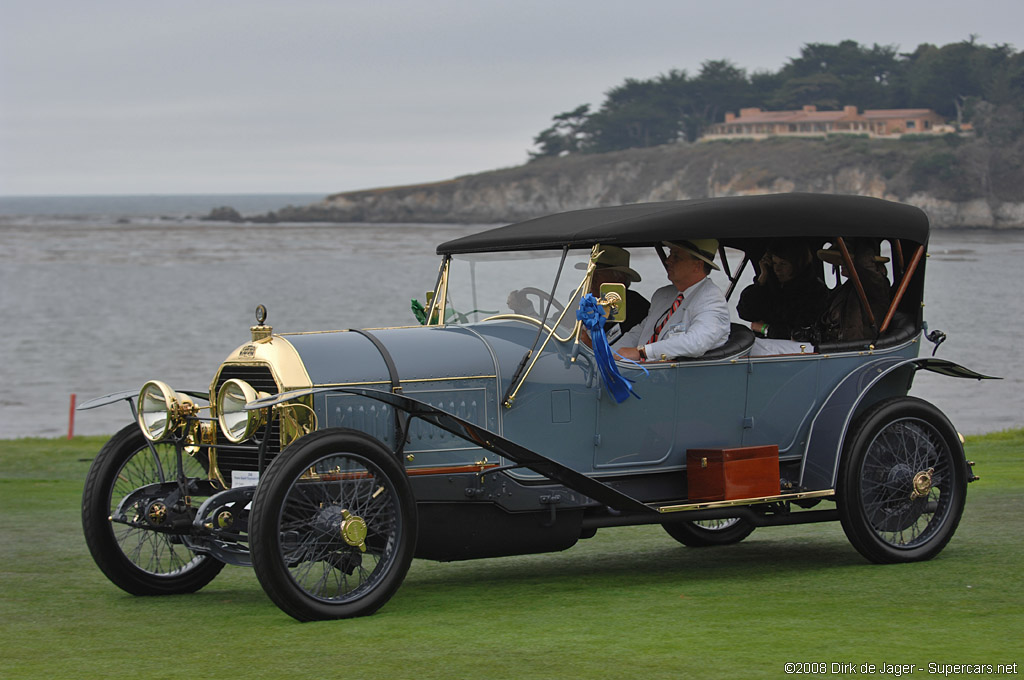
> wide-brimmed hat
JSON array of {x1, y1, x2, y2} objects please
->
[
  {"x1": 663, "y1": 239, "x2": 721, "y2": 271},
  {"x1": 817, "y1": 239, "x2": 889, "y2": 266},
  {"x1": 576, "y1": 245, "x2": 641, "y2": 282}
]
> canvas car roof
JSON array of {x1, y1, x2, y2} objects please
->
[{"x1": 436, "y1": 193, "x2": 929, "y2": 255}]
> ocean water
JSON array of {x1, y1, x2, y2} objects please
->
[
  {"x1": 0, "y1": 193, "x2": 327, "y2": 218},
  {"x1": 0, "y1": 194, "x2": 1021, "y2": 439}
]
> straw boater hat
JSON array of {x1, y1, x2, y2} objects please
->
[
  {"x1": 577, "y1": 245, "x2": 642, "y2": 282},
  {"x1": 817, "y1": 239, "x2": 889, "y2": 266},
  {"x1": 663, "y1": 239, "x2": 721, "y2": 271}
]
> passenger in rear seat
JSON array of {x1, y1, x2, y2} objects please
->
[
  {"x1": 738, "y1": 240, "x2": 828, "y2": 343},
  {"x1": 815, "y1": 239, "x2": 892, "y2": 343}
]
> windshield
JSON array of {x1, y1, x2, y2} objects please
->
[
  {"x1": 443, "y1": 250, "x2": 592, "y2": 327},
  {"x1": 439, "y1": 246, "x2": 747, "y2": 326}
]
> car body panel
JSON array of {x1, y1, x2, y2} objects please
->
[
  {"x1": 742, "y1": 353, "x2": 821, "y2": 453},
  {"x1": 800, "y1": 351, "x2": 939, "y2": 490}
]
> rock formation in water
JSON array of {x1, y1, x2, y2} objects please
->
[{"x1": 246, "y1": 133, "x2": 1024, "y2": 228}]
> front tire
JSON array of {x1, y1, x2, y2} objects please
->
[
  {"x1": 81, "y1": 424, "x2": 225, "y2": 595},
  {"x1": 249, "y1": 429, "x2": 417, "y2": 621},
  {"x1": 838, "y1": 397, "x2": 967, "y2": 563},
  {"x1": 663, "y1": 517, "x2": 756, "y2": 547}
]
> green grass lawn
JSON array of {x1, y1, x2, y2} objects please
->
[{"x1": 1, "y1": 432, "x2": 1021, "y2": 679}]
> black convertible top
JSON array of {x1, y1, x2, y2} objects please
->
[{"x1": 437, "y1": 193, "x2": 929, "y2": 255}]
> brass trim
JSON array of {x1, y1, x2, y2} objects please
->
[
  {"x1": 146, "y1": 502, "x2": 168, "y2": 525},
  {"x1": 216, "y1": 510, "x2": 234, "y2": 529},
  {"x1": 405, "y1": 463, "x2": 500, "y2": 477},
  {"x1": 207, "y1": 448, "x2": 229, "y2": 488},
  {"x1": 481, "y1": 313, "x2": 552, "y2": 326},
  {"x1": 656, "y1": 489, "x2": 835, "y2": 514},
  {"x1": 209, "y1": 336, "x2": 313, "y2": 484},
  {"x1": 910, "y1": 467, "x2": 935, "y2": 500},
  {"x1": 340, "y1": 509, "x2": 368, "y2": 552},
  {"x1": 279, "y1": 326, "x2": 426, "y2": 335},
  {"x1": 480, "y1": 311, "x2": 580, "y2": 344},
  {"x1": 480, "y1": 313, "x2": 581, "y2": 344},
  {"x1": 311, "y1": 374, "x2": 497, "y2": 389},
  {"x1": 504, "y1": 259, "x2": 592, "y2": 407},
  {"x1": 426, "y1": 255, "x2": 451, "y2": 326},
  {"x1": 213, "y1": 336, "x2": 313, "y2": 396},
  {"x1": 277, "y1": 399, "x2": 317, "y2": 449}
]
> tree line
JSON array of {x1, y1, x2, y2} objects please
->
[{"x1": 530, "y1": 38, "x2": 1024, "y2": 158}]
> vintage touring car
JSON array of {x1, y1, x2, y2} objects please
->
[{"x1": 81, "y1": 193, "x2": 995, "y2": 621}]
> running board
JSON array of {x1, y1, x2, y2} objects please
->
[
  {"x1": 655, "y1": 489, "x2": 835, "y2": 514},
  {"x1": 249, "y1": 387, "x2": 835, "y2": 517}
]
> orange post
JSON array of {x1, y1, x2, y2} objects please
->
[{"x1": 68, "y1": 393, "x2": 76, "y2": 440}]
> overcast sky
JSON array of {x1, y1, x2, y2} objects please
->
[{"x1": 1, "y1": 0, "x2": 1021, "y2": 197}]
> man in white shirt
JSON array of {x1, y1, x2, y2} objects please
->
[{"x1": 614, "y1": 239, "x2": 730, "y2": 361}]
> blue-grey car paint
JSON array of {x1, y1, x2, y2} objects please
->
[
  {"x1": 799, "y1": 354, "x2": 997, "y2": 491},
  {"x1": 258, "y1": 313, "x2": 987, "y2": 509}
]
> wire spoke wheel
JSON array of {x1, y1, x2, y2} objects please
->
[
  {"x1": 838, "y1": 397, "x2": 967, "y2": 563},
  {"x1": 250, "y1": 429, "x2": 416, "y2": 621},
  {"x1": 663, "y1": 516, "x2": 756, "y2": 547},
  {"x1": 82, "y1": 424, "x2": 224, "y2": 594},
  {"x1": 281, "y1": 457, "x2": 398, "y2": 601}
]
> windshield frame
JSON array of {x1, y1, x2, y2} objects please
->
[{"x1": 425, "y1": 246, "x2": 598, "y2": 344}]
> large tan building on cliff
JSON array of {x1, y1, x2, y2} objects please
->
[{"x1": 702, "y1": 105, "x2": 949, "y2": 140}]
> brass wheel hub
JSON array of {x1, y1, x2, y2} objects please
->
[
  {"x1": 910, "y1": 467, "x2": 935, "y2": 500},
  {"x1": 340, "y1": 509, "x2": 368, "y2": 552},
  {"x1": 146, "y1": 502, "x2": 168, "y2": 525},
  {"x1": 216, "y1": 510, "x2": 234, "y2": 529}
]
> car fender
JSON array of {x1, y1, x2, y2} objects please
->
[
  {"x1": 800, "y1": 357, "x2": 998, "y2": 491},
  {"x1": 76, "y1": 389, "x2": 210, "y2": 412}
]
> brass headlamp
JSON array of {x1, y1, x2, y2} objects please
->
[
  {"x1": 137, "y1": 380, "x2": 197, "y2": 441},
  {"x1": 217, "y1": 378, "x2": 269, "y2": 443}
]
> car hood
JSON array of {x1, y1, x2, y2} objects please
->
[{"x1": 277, "y1": 325, "x2": 498, "y2": 387}]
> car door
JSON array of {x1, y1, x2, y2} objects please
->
[
  {"x1": 741, "y1": 353, "x2": 821, "y2": 455},
  {"x1": 594, "y1": 358, "x2": 747, "y2": 471}
]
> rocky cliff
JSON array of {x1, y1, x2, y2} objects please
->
[{"x1": 259, "y1": 135, "x2": 1024, "y2": 228}]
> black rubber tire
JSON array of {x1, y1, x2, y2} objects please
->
[
  {"x1": 663, "y1": 517, "x2": 756, "y2": 547},
  {"x1": 81, "y1": 424, "x2": 224, "y2": 595},
  {"x1": 838, "y1": 396, "x2": 968, "y2": 563},
  {"x1": 249, "y1": 428, "x2": 417, "y2": 621}
]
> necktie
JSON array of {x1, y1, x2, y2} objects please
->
[{"x1": 649, "y1": 293, "x2": 683, "y2": 344}]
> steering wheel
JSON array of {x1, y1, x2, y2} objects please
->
[{"x1": 507, "y1": 287, "x2": 566, "y2": 319}]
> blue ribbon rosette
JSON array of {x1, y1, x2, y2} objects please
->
[{"x1": 576, "y1": 293, "x2": 647, "y2": 403}]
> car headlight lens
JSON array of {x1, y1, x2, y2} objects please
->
[
  {"x1": 138, "y1": 380, "x2": 192, "y2": 441},
  {"x1": 217, "y1": 379, "x2": 266, "y2": 443}
]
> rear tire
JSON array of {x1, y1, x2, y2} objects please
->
[
  {"x1": 249, "y1": 428, "x2": 417, "y2": 621},
  {"x1": 663, "y1": 517, "x2": 756, "y2": 547},
  {"x1": 837, "y1": 397, "x2": 967, "y2": 563},
  {"x1": 81, "y1": 424, "x2": 224, "y2": 595}
]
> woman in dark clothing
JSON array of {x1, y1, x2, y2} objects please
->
[{"x1": 737, "y1": 240, "x2": 829, "y2": 341}]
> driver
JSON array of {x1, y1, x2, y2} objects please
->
[
  {"x1": 578, "y1": 245, "x2": 650, "y2": 341},
  {"x1": 614, "y1": 240, "x2": 730, "y2": 362}
]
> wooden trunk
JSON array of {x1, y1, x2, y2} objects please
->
[{"x1": 685, "y1": 445, "x2": 780, "y2": 502}]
